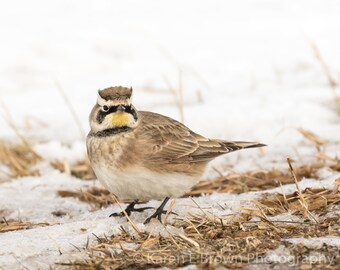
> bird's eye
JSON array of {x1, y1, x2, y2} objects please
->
[{"x1": 102, "y1": 105, "x2": 109, "y2": 112}]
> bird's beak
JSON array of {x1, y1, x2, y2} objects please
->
[{"x1": 117, "y1": 105, "x2": 125, "y2": 112}]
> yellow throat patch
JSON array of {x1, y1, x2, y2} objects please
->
[{"x1": 106, "y1": 113, "x2": 131, "y2": 127}]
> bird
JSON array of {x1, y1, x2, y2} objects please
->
[{"x1": 86, "y1": 86, "x2": 266, "y2": 224}]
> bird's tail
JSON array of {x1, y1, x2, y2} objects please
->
[{"x1": 221, "y1": 141, "x2": 267, "y2": 152}]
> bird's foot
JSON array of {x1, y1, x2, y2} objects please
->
[
  {"x1": 144, "y1": 197, "x2": 177, "y2": 224},
  {"x1": 110, "y1": 200, "x2": 153, "y2": 217}
]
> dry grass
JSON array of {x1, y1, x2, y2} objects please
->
[
  {"x1": 0, "y1": 140, "x2": 41, "y2": 178},
  {"x1": 56, "y1": 159, "x2": 340, "y2": 269},
  {"x1": 259, "y1": 187, "x2": 340, "y2": 217},
  {"x1": 187, "y1": 163, "x2": 327, "y2": 196},
  {"x1": 58, "y1": 186, "x2": 115, "y2": 209},
  {"x1": 51, "y1": 159, "x2": 96, "y2": 180},
  {"x1": 58, "y1": 187, "x2": 340, "y2": 269},
  {"x1": 297, "y1": 127, "x2": 328, "y2": 148},
  {"x1": 0, "y1": 105, "x2": 42, "y2": 178},
  {"x1": 0, "y1": 218, "x2": 49, "y2": 233},
  {"x1": 0, "y1": 139, "x2": 95, "y2": 181}
]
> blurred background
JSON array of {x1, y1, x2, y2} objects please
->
[{"x1": 0, "y1": 0, "x2": 339, "y2": 165}]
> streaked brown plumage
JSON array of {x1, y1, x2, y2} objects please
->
[
  {"x1": 124, "y1": 111, "x2": 263, "y2": 176},
  {"x1": 87, "y1": 86, "x2": 265, "y2": 222},
  {"x1": 99, "y1": 86, "x2": 132, "y2": 101}
]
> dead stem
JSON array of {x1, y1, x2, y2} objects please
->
[{"x1": 287, "y1": 158, "x2": 318, "y2": 223}]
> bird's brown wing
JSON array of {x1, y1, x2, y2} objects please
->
[{"x1": 136, "y1": 111, "x2": 264, "y2": 164}]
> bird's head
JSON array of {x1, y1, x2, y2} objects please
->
[{"x1": 89, "y1": 86, "x2": 139, "y2": 133}]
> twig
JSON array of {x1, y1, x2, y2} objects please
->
[
  {"x1": 112, "y1": 195, "x2": 142, "y2": 234},
  {"x1": 162, "y1": 224, "x2": 180, "y2": 249},
  {"x1": 279, "y1": 181, "x2": 289, "y2": 211},
  {"x1": 69, "y1": 243, "x2": 82, "y2": 252},
  {"x1": 92, "y1": 233, "x2": 103, "y2": 244},
  {"x1": 190, "y1": 198, "x2": 216, "y2": 227},
  {"x1": 211, "y1": 166, "x2": 223, "y2": 177},
  {"x1": 309, "y1": 41, "x2": 338, "y2": 89},
  {"x1": 13, "y1": 256, "x2": 31, "y2": 270},
  {"x1": 164, "y1": 198, "x2": 176, "y2": 225},
  {"x1": 183, "y1": 218, "x2": 202, "y2": 237},
  {"x1": 178, "y1": 233, "x2": 200, "y2": 248},
  {"x1": 242, "y1": 220, "x2": 308, "y2": 225},
  {"x1": 2, "y1": 217, "x2": 8, "y2": 226},
  {"x1": 287, "y1": 158, "x2": 318, "y2": 223}
]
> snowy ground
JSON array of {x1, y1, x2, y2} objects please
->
[{"x1": 0, "y1": 1, "x2": 340, "y2": 269}]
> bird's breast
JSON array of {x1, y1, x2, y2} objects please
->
[{"x1": 86, "y1": 132, "x2": 135, "y2": 170}]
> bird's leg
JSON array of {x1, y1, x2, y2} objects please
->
[
  {"x1": 144, "y1": 197, "x2": 176, "y2": 224},
  {"x1": 110, "y1": 200, "x2": 154, "y2": 217}
]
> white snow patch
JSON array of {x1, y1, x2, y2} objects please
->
[
  {"x1": 265, "y1": 245, "x2": 295, "y2": 265},
  {"x1": 34, "y1": 140, "x2": 86, "y2": 164}
]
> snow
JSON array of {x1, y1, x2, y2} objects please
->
[
  {"x1": 33, "y1": 140, "x2": 86, "y2": 164},
  {"x1": 0, "y1": 0, "x2": 340, "y2": 269},
  {"x1": 264, "y1": 245, "x2": 296, "y2": 265}
]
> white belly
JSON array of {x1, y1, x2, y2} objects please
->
[{"x1": 92, "y1": 165, "x2": 200, "y2": 200}]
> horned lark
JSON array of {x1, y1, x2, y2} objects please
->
[{"x1": 87, "y1": 86, "x2": 265, "y2": 223}]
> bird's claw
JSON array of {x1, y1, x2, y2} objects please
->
[{"x1": 109, "y1": 200, "x2": 154, "y2": 217}]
